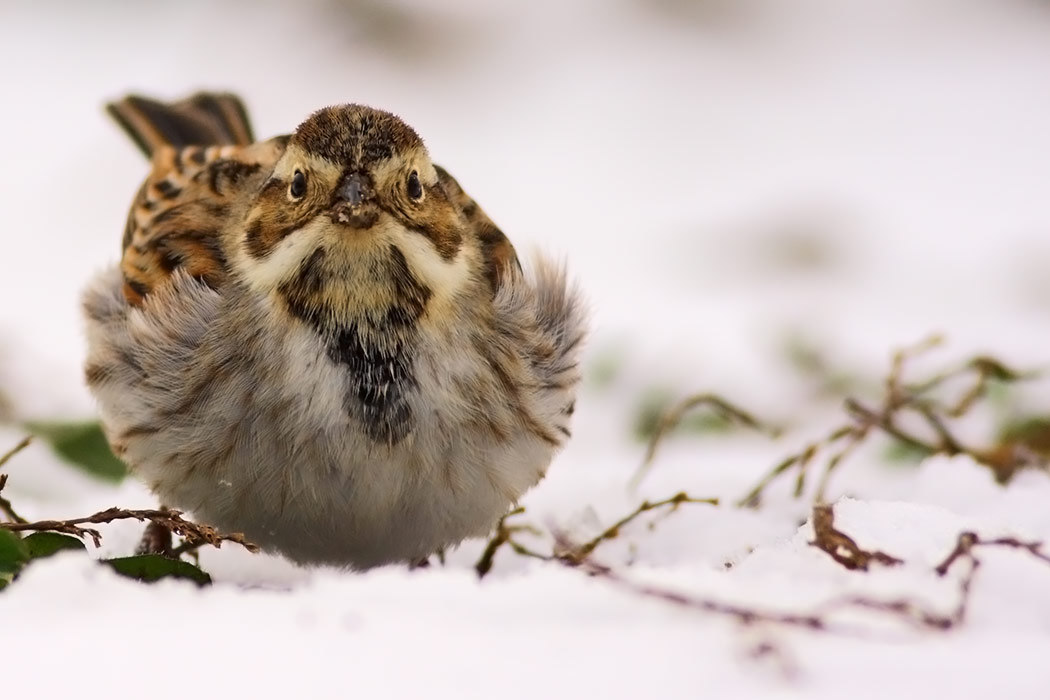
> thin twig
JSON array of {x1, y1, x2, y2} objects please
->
[
  {"x1": 934, "y1": 531, "x2": 1050, "y2": 576},
  {"x1": 480, "y1": 494, "x2": 1050, "y2": 638},
  {"x1": 0, "y1": 473, "x2": 28, "y2": 524},
  {"x1": 737, "y1": 425, "x2": 854, "y2": 508},
  {"x1": 630, "y1": 393, "x2": 777, "y2": 491},
  {"x1": 886, "y1": 335, "x2": 943, "y2": 405},
  {"x1": 843, "y1": 399, "x2": 932, "y2": 455},
  {"x1": 913, "y1": 402, "x2": 965, "y2": 454},
  {"x1": 475, "y1": 507, "x2": 549, "y2": 577},
  {"x1": 813, "y1": 427, "x2": 867, "y2": 503},
  {"x1": 0, "y1": 436, "x2": 32, "y2": 470},
  {"x1": 476, "y1": 493, "x2": 719, "y2": 578},
  {"x1": 741, "y1": 338, "x2": 1042, "y2": 508},
  {"x1": 558, "y1": 492, "x2": 719, "y2": 564},
  {"x1": 553, "y1": 531, "x2": 958, "y2": 634},
  {"x1": 1, "y1": 506, "x2": 257, "y2": 552},
  {"x1": 572, "y1": 555, "x2": 828, "y2": 630},
  {"x1": 0, "y1": 438, "x2": 33, "y2": 523}
]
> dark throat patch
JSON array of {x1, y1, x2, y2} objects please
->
[{"x1": 279, "y1": 245, "x2": 432, "y2": 445}]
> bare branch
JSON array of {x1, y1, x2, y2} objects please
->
[
  {"x1": 0, "y1": 506, "x2": 257, "y2": 552},
  {"x1": 553, "y1": 529, "x2": 958, "y2": 634},
  {"x1": 934, "y1": 531, "x2": 1050, "y2": 576},
  {"x1": 570, "y1": 554, "x2": 828, "y2": 630},
  {"x1": 477, "y1": 486, "x2": 1050, "y2": 641}
]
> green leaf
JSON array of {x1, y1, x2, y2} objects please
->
[
  {"x1": 24, "y1": 420, "x2": 127, "y2": 483},
  {"x1": 23, "y1": 532, "x2": 86, "y2": 559},
  {"x1": 0, "y1": 528, "x2": 29, "y2": 590},
  {"x1": 104, "y1": 554, "x2": 211, "y2": 587}
]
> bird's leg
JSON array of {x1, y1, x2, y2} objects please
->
[
  {"x1": 136, "y1": 505, "x2": 173, "y2": 557},
  {"x1": 409, "y1": 547, "x2": 445, "y2": 570}
]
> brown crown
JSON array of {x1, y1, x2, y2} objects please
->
[{"x1": 292, "y1": 105, "x2": 424, "y2": 168}]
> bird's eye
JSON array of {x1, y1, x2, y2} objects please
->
[
  {"x1": 289, "y1": 170, "x2": 307, "y2": 199},
  {"x1": 407, "y1": 171, "x2": 423, "y2": 201}
]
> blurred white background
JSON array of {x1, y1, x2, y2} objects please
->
[
  {"x1": 3, "y1": 3, "x2": 1050, "y2": 697},
  {"x1": 3, "y1": 0, "x2": 1050, "y2": 425}
]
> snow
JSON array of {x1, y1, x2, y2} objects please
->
[{"x1": 3, "y1": 1, "x2": 1050, "y2": 697}]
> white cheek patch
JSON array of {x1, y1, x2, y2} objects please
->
[
  {"x1": 235, "y1": 212, "x2": 473, "y2": 309},
  {"x1": 239, "y1": 218, "x2": 328, "y2": 291},
  {"x1": 396, "y1": 230, "x2": 473, "y2": 309}
]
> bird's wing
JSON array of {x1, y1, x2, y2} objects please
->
[
  {"x1": 118, "y1": 141, "x2": 286, "y2": 306},
  {"x1": 107, "y1": 92, "x2": 287, "y2": 306},
  {"x1": 434, "y1": 165, "x2": 521, "y2": 294}
]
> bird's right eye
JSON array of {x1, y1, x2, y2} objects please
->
[{"x1": 289, "y1": 170, "x2": 307, "y2": 199}]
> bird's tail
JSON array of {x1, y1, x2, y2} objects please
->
[{"x1": 106, "y1": 91, "x2": 255, "y2": 158}]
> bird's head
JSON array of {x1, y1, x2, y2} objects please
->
[{"x1": 236, "y1": 104, "x2": 513, "y2": 333}]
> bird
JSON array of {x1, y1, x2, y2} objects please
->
[{"x1": 82, "y1": 91, "x2": 585, "y2": 569}]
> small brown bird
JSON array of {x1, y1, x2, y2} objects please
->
[{"x1": 83, "y1": 92, "x2": 585, "y2": 569}]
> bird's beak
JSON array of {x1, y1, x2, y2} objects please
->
[
  {"x1": 337, "y1": 172, "x2": 369, "y2": 207},
  {"x1": 332, "y1": 172, "x2": 379, "y2": 229}
]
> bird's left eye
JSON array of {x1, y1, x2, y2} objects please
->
[
  {"x1": 407, "y1": 171, "x2": 423, "y2": 201},
  {"x1": 289, "y1": 170, "x2": 307, "y2": 199}
]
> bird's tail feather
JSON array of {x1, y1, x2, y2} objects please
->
[{"x1": 106, "y1": 91, "x2": 255, "y2": 158}]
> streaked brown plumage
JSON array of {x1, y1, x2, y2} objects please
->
[{"x1": 84, "y1": 92, "x2": 585, "y2": 568}]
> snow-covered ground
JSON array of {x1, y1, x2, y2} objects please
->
[{"x1": 2, "y1": 1, "x2": 1050, "y2": 697}]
